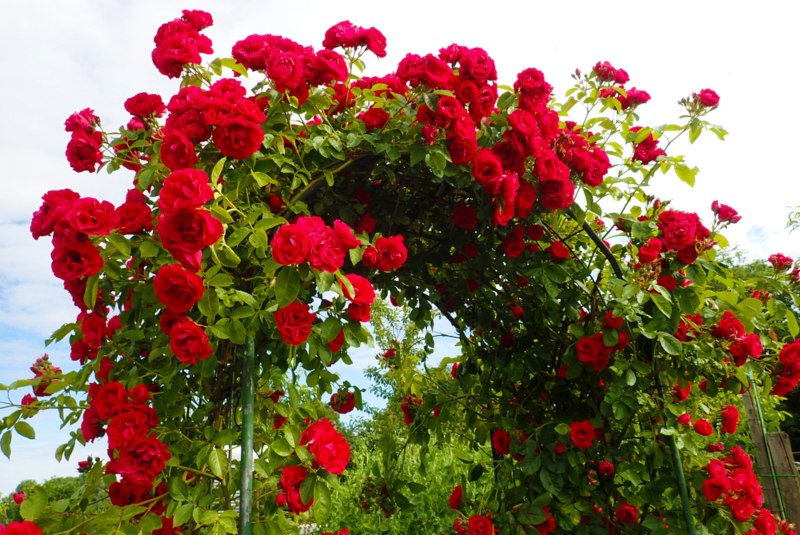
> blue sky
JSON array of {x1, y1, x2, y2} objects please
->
[{"x1": 1, "y1": 0, "x2": 798, "y2": 495}]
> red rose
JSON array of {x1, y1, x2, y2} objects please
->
[
  {"x1": 106, "y1": 405, "x2": 158, "y2": 450},
  {"x1": 363, "y1": 235, "x2": 408, "y2": 271},
  {"x1": 448, "y1": 485, "x2": 463, "y2": 509},
  {"x1": 537, "y1": 176, "x2": 574, "y2": 211},
  {"x1": 159, "y1": 128, "x2": 198, "y2": 170},
  {"x1": 12, "y1": 491, "x2": 26, "y2": 505},
  {"x1": 453, "y1": 203, "x2": 478, "y2": 230},
  {"x1": 711, "y1": 311, "x2": 745, "y2": 340},
  {"x1": 340, "y1": 273, "x2": 376, "y2": 305},
  {"x1": 492, "y1": 429, "x2": 511, "y2": 455},
  {"x1": 106, "y1": 435, "x2": 170, "y2": 486},
  {"x1": 50, "y1": 241, "x2": 103, "y2": 282},
  {"x1": 272, "y1": 223, "x2": 311, "y2": 265},
  {"x1": 158, "y1": 169, "x2": 213, "y2": 214},
  {"x1": 333, "y1": 220, "x2": 362, "y2": 249},
  {"x1": 157, "y1": 209, "x2": 223, "y2": 268},
  {"x1": 693, "y1": 418, "x2": 714, "y2": 436},
  {"x1": 330, "y1": 391, "x2": 356, "y2": 414},
  {"x1": 212, "y1": 116, "x2": 264, "y2": 159},
  {"x1": 701, "y1": 476, "x2": 730, "y2": 501},
  {"x1": 169, "y1": 319, "x2": 213, "y2": 365},
  {"x1": 114, "y1": 201, "x2": 153, "y2": 234},
  {"x1": 696, "y1": 88, "x2": 720, "y2": 107},
  {"x1": 124, "y1": 92, "x2": 166, "y2": 117},
  {"x1": 467, "y1": 514, "x2": 494, "y2": 535},
  {"x1": 547, "y1": 241, "x2": 570, "y2": 262},
  {"x1": 30, "y1": 189, "x2": 80, "y2": 239},
  {"x1": 598, "y1": 460, "x2": 615, "y2": 477},
  {"x1": 64, "y1": 108, "x2": 99, "y2": 134},
  {"x1": 274, "y1": 301, "x2": 317, "y2": 345},
  {"x1": 1, "y1": 521, "x2": 43, "y2": 535},
  {"x1": 153, "y1": 264, "x2": 205, "y2": 312},
  {"x1": 328, "y1": 329, "x2": 345, "y2": 353},
  {"x1": 534, "y1": 506, "x2": 557, "y2": 534},
  {"x1": 471, "y1": 148, "x2": 504, "y2": 195},
  {"x1": 730, "y1": 496, "x2": 756, "y2": 523},
  {"x1": 614, "y1": 502, "x2": 639, "y2": 525},
  {"x1": 66, "y1": 129, "x2": 104, "y2": 173},
  {"x1": 300, "y1": 417, "x2": 351, "y2": 475},
  {"x1": 64, "y1": 197, "x2": 115, "y2": 236},
  {"x1": 278, "y1": 465, "x2": 313, "y2": 513},
  {"x1": 576, "y1": 334, "x2": 611, "y2": 372},
  {"x1": 721, "y1": 405, "x2": 739, "y2": 434},
  {"x1": 358, "y1": 106, "x2": 390, "y2": 131},
  {"x1": 569, "y1": 420, "x2": 595, "y2": 450},
  {"x1": 711, "y1": 200, "x2": 741, "y2": 223},
  {"x1": 297, "y1": 216, "x2": 347, "y2": 273}
]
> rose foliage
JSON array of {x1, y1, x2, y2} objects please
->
[{"x1": 2, "y1": 8, "x2": 800, "y2": 535}]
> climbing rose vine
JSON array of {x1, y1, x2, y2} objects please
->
[{"x1": 2, "y1": 8, "x2": 800, "y2": 534}]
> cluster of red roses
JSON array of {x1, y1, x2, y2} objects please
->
[
  {"x1": 575, "y1": 311, "x2": 629, "y2": 372},
  {"x1": 276, "y1": 418, "x2": 350, "y2": 514},
  {"x1": 711, "y1": 310, "x2": 763, "y2": 367},
  {"x1": 30, "y1": 187, "x2": 154, "y2": 362},
  {"x1": 151, "y1": 10, "x2": 213, "y2": 79},
  {"x1": 677, "y1": 404, "x2": 740, "y2": 436},
  {"x1": 452, "y1": 513, "x2": 496, "y2": 535},
  {"x1": 629, "y1": 126, "x2": 666, "y2": 164},
  {"x1": 80, "y1": 380, "x2": 172, "y2": 520},
  {"x1": 701, "y1": 446, "x2": 765, "y2": 524},
  {"x1": 593, "y1": 60, "x2": 651, "y2": 111},
  {"x1": 772, "y1": 340, "x2": 800, "y2": 396},
  {"x1": 64, "y1": 108, "x2": 104, "y2": 173},
  {"x1": 768, "y1": 253, "x2": 798, "y2": 279}
]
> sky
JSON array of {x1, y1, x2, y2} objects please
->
[{"x1": 0, "y1": 0, "x2": 798, "y2": 495}]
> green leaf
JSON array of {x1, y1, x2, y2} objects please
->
[
  {"x1": 106, "y1": 233, "x2": 131, "y2": 257},
  {"x1": 83, "y1": 274, "x2": 100, "y2": 310},
  {"x1": 313, "y1": 479, "x2": 332, "y2": 525},
  {"x1": 787, "y1": 309, "x2": 799, "y2": 338},
  {"x1": 658, "y1": 333, "x2": 683, "y2": 356},
  {"x1": 209, "y1": 205, "x2": 234, "y2": 225},
  {"x1": 650, "y1": 293, "x2": 673, "y2": 318},
  {"x1": 252, "y1": 171, "x2": 278, "y2": 187},
  {"x1": 14, "y1": 421, "x2": 36, "y2": 440},
  {"x1": 674, "y1": 164, "x2": 698, "y2": 187},
  {"x1": 300, "y1": 473, "x2": 316, "y2": 504},
  {"x1": 215, "y1": 244, "x2": 241, "y2": 267},
  {"x1": 270, "y1": 437, "x2": 293, "y2": 457},
  {"x1": 173, "y1": 503, "x2": 194, "y2": 526},
  {"x1": 275, "y1": 268, "x2": 301, "y2": 306},
  {"x1": 169, "y1": 477, "x2": 189, "y2": 501},
  {"x1": 208, "y1": 448, "x2": 228, "y2": 480},
  {"x1": 1, "y1": 430, "x2": 11, "y2": 458},
  {"x1": 20, "y1": 486, "x2": 47, "y2": 521},
  {"x1": 211, "y1": 157, "x2": 227, "y2": 186}
]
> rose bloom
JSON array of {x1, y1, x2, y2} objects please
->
[
  {"x1": 159, "y1": 128, "x2": 198, "y2": 170},
  {"x1": 274, "y1": 301, "x2": 317, "y2": 345},
  {"x1": 106, "y1": 405, "x2": 159, "y2": 451},
  {"x1": 453, "y1": 203, "x2": 478, "y2": 230},
  {"x1": 30, "y1": 188, "x2": 80, "y2": 240},
  {"x1": 66, "y1": 130, "x2": 103, "y2": 173},
  {"x1": 300, "y1": 417, "x2": 351, "y2": 475},
  {"x1": 212, "y1": 116, "x2": 264, "y2": 159},
  {"x1": 697, "y1": 88, "x2": 720, "y2": 107},
  {"x1": 105, "y1": 435, "x2": 171, "y2": 486},
  {"x1": 363, "y1": 235, "x2": 408, "y2": 271},
  {"x1": 448, "y1": 485, "x2": 463, "y2": 509},
  {"x1": 678, "y1": 413, "x2": 692, "y2": 427},
  {"x1": 169, "y1": 319, "x2": 214, "y2": 365},
  {"x1": 598, "y1": 460, "x2": 615, "y2": 477},
  {"x1": 64, "y1": 197, "x2": 116, "y2": 236},
  {"x1": 547, "y1": 241, "x2": 570, "y2": 262},
  {"x1": 569, "y1": 420, "x2": 595, "y2": 450},
  {"x1": 614, "y1": 502, "x2": 639, "y2": 525},
  {"x1": 153, "y1": 264, "x2": 205, "y2": 312},
  {"x1": 721, "y1": 405, "x2": 739, "y2": 434},
  {"x1": 271, "y1": 223, "x2": 311, "y2": 265},
  {"x1": 330, "y1": 391, "x2": 356, "y2": 414},
  {"x1": 711, "y1": 200, "x2": 741, "y2": 223},
  {"x1": 358, "y1": 106, "x2": 390, "y2": 131},
  {"x1": 340, "y1": 273, "x2": 376, "y2": 305},
  {"x1": 157, "y1": 209, "x2": 224, "y2": 268},
  {"x1": 467, "y1": 514, "x2": 494, "y2": 535},
  {"x1": 124, "y1": 92, "x2": 166, "y2": 117},
  {"x1": 158, "y1": 168, "x2": 213, "y2": 214},
  {"x1": 693, "y1": 418, "x2": 714, "y2": 436},
  {"x1": 492, "y1": 429, "x2": 511, "y2": 455},
  {"x1": 1, "y1": 521, "x2": 43, "y2": 535}
]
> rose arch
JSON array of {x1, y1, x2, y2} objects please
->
[{"x1": 4, "y1": 9, "x2": 800, "y2": 535}]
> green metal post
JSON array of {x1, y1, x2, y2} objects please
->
[
  {"x1": 239, "y1": 335, "x2": 255, "y2": 535},
  {"x1": 655, "y1": 365, "x2": 696, "y2": 534}
]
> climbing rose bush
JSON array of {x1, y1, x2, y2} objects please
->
[{"x1": 2, "y1": 7, "x2": 799, "y2": 535}]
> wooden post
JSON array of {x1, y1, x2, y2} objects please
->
[
  {"x1": 743, "y1": 390, "x2": 782, "y2": 512},
  {"x1": 766, "y1": 432, "x2": 800, "y2": 525}
]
